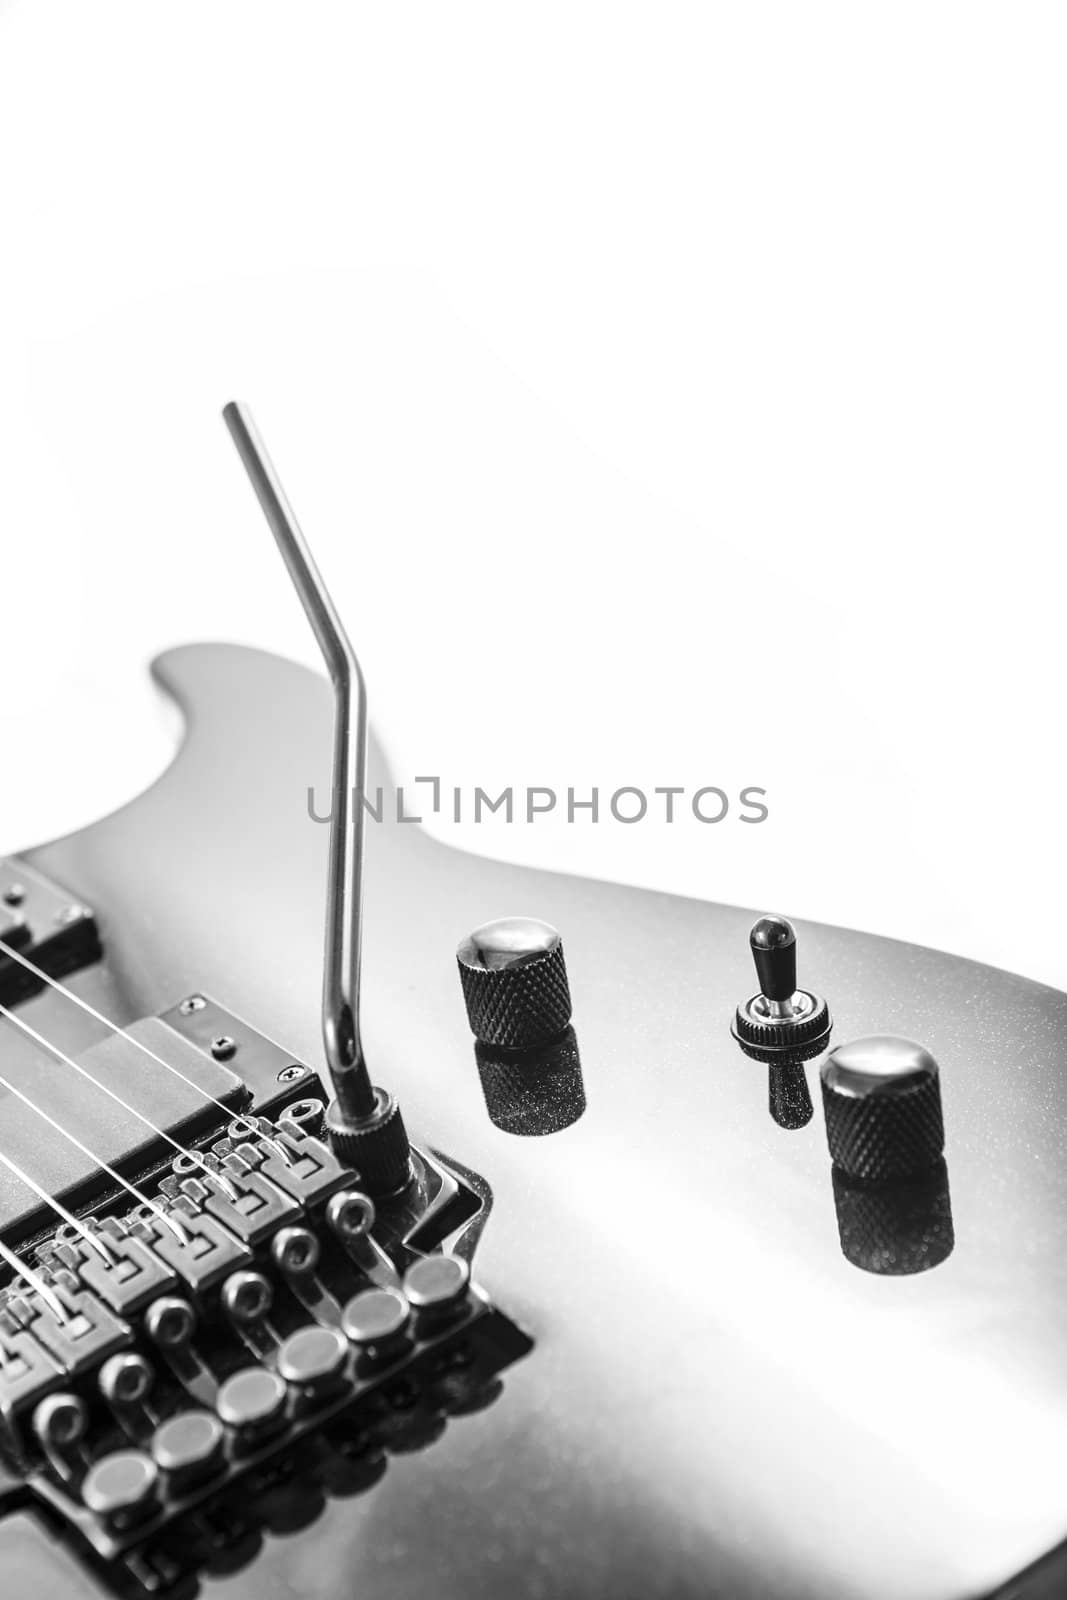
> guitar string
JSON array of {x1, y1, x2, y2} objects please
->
[
  {"x1": 0, "y1": 941, "x2": 293, "y2": 1169},
  {"x1": 0, "y1": 1237, "x2": 67, "y2": 1322},
  {"x1": 0, "y1": 994, "x2": 242, "y2": 1203},
  {"x1": 0, "y1": 1146, "x2": 115, "y2": 1262},
  {"x1": 0, "y1": 1051, "x2": 186, "y2": 1241}
]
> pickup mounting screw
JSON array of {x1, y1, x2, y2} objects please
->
[
  {"x1": 277, "y1": 1063, "x2": 306, "y2": 1084},
  {"x1": 179, "y1": 995, "x2": 207, "y2": 1016},
  {"x1": 210, "y1": 1035, "x2": 237, "y2": 1061},
  {"x1": 2, "y1": 884, "x2": 25, "y2": 907}
]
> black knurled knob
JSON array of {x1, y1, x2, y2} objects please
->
[
  {"x1": 457, "y1": 918, "x2": 572, "y2": 1049},
  {"x1": 820, "y1": 1035, "x2": 945, "y2": 1183}
]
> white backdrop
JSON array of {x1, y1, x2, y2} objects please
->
[{"x1": 1, "y1": 3, "x2": 1064, "y2": 986}]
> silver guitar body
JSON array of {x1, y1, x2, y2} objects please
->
[{"x1": 4, "y1": 643, "x2": 1067, "y2": 1600}]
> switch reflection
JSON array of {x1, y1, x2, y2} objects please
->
[{"x1": 767, "y1": 1062, "x2": 814, "y2": 1130}]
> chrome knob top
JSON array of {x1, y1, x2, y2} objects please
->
[
  {"x1": 457, "y1": 917, "x2": 572, "y2": 1050},
  {"x1": 823, "y1": 1035, "x2": 939, "y2": 1099}
]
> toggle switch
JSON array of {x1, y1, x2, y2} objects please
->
[{"x1": 732, "y1": 915, "x2": 832, "y2": 1062}]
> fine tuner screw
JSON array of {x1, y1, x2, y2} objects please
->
[{"x1": 732, "y1": 914, "x2": 832, "y2": 1062}]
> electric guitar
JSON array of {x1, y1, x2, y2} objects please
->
[{"x1": 1, "y1": 405, "x2": 1064, "y2": 1600}]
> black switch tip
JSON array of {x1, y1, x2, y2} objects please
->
[{"x1": 750, "y1": 915, "x2": 797, "y2": 1002}]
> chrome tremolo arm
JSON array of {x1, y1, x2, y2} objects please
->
[{"x1": 223, "y1": 402, "x2": 411, "y2": 1194}]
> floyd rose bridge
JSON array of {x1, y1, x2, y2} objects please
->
[{"x1": 0, "y1": 406, "x2": 530, "y2": 1594}]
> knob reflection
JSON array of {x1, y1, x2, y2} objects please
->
[
  {"x1": 475, "y1": 1025, "x2": 586, "y2": 1136},
  {"x1": 767, "y1": 1062, "x2": 814, "y2": 1130},
  {"x1": 831, "y1": 1157, "x2": 954, "y2": 1276}
]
